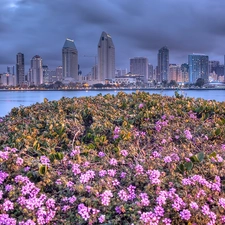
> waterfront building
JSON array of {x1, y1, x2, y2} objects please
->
[
  {"x1": 130, "y1": 57, "x2": 148, "y2": 81},
  {"x1": 209, "y1": 61, "x2": 219, "y2": 73},
  {"x1": 7, "y1": 66, "x2": 15, "y2": 76},
  {"x1": 16, "y1": 52, "x2": 25, "y2": 86},
  {"x1": 188, "y1": 54, "x2": 209, "y2": 83},
  {"x1": 42, "y1": 65, "x2": 49, "y2": 84},
  {"x1": 169, "y1": 64, "x2": 182, "y2": 82},
  {"x1": 62, "y1": 38, "x2": 78, "y2": 81},
  {"x1": 30, "y1": 55, "x2": 43, "y2": 86},
  {"x1": 55, "y1": 66, "x2": 63, "y2": 81},
  {"x1": 0, "y1": 73, "x2": 16, "y2": 86},
  {"x1": 148, "y1": 64, "x2": 154, "y2": 81},
  {"x1": 97, "y1": 31, "x2": 115, "y2": 82},
  {"x1": 49, "y1": 70, "x2": 57, "y2": 83},
  {"x1": 116, "y1": 69, "x2": 127, "y2": 77},
  {"x1": 158, "y1": 46, "x2": 169, "y2": 82},
  {"x1": 181, "y1": 63, "x2": 189, "y2": 83}
]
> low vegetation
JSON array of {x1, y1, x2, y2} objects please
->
[{"x1": 0, "y1": 91, "x2": 225, "y2": 224}]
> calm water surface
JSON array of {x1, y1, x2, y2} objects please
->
[{"x1": 0, "y1": 89, "x2": 224, "y2": 117}]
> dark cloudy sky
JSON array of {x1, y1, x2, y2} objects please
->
[{"x1": 1, "y1": 0, "x2": 225, "y2": 75}]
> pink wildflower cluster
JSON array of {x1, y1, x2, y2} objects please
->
[
  {"x1": 40, "y1": 156, "x2": 50, "y2": 166},
  {"x1": 0, "y1": 171, "x2": 8, "y2": 185},
  {"x1": 14, "y1": 175, "x2": 56, "y2": 224},
  {"x1": 147, "y1": 170, "x2": 161, "y2": 184},
  {"x1": 113, "y1": 126, "x2": 120, "y2": 139},
  {"x1": 70, "y1": 146, "x2": 80, "y2": 157},
  {"x1": 155, "y1": 119, "x2": 168, "y2": 132},
  {"x1": 184, "y1": 129, "x2": 192, "y2": 140},
  {"x1": 78, "y1": 203, "x2": 100, "y2": 221},
  {"x1": 80, "y1": 170, "x2": 95, "y2": 183},
  {"x1": 100, "y1": 190, "x2": 113, "y2": 206}
]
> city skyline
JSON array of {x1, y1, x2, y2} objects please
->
[{"x1": 1, "y1": 0, "x2": 225, "y2": 75}]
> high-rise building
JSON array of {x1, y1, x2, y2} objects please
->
[
  {"x1": 30, "y1": 55, "x2": 43, "y2": 86},
  {"x1": 169, "y1": 64, "x2": 182, "y2": 82},
  {"x1": 188, "y1": 54, "x2": 209, "y2": 83},
  {"x1": 130, "y1": 57, "x2": 148, "y2": 80},
  {"x1": 148, "y1": 64, "x2": 154, "y2": 80},
  {"x1": 158, "y1": 46, "x2": 169, "y2": 82},
  {"x1": 181, "y1": 63, "x2": 189, "y2": 83},
  {"x1": 209, "y1": 61, "x2": 219, "y2": 73},
  {"x1": 42, "y1": 65, "x2": 49, "y2": 83},
  {"x1": 62, "y1": 38, "x2": 78, "y2": 81},
  {"x1": 7, "y1": 66, "x2": 15, "y2": 75},
  {"x1": 98, "y1": 31, "x2": 115, "y2": 82},
  {"x1": 16, "y1": 53, "x2": 25, "y2": 85},
  {"x1": 56, "y1": 66, "x2": 63, "y2": 81}
]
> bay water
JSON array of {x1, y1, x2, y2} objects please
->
[{"x1": 0, "y1": 89, "x2": 224, "y2": 117}]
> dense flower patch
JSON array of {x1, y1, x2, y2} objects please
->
[{"x1": 0, "y1": 91, "x2": 225, "y2": 224}]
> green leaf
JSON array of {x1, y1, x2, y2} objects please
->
[
  {"x1": 178, "y1": 163, "x2": 185, "y2": 173},
  {"x1": 87, "y1": 143, "x2": 95, "y2": 150},
  {"x1": 209, "y1": 152, "x2": 217, "y2": 158},
  {"x1": 55, "y1": 152, "x2": 64, "y2": 160},
  {"x1": 49, "y1": 154, "x2": 55, "y2": 162},
  {"x1": 190, "y1": 155, "x2": 199, "y2": 163},
  {"x1": 215, "y1": 128, "x2": 221, "y2": 136},
  {"x1": 184, "y1": 161, "x2": 193, "y2": 171},
  {"x1": 39, "y1": 165, "x2": 47, "y2": 176},
  {"x1": 196, "y1": 152, "x2": 204, "y2": 162}
]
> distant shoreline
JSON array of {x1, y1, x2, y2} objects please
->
[{"x1": 0, "y1": 87, "x2": 225, "y2": 92}]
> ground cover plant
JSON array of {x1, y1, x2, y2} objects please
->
[{"x1": 0, "y1": 91, "x2": 225, "y2": 224}]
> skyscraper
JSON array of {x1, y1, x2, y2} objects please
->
[
  {"x1": 56, "y1": 66, "x2": 63, "y2": 81},
  {"x1": 148, "y1": 64, "x2": 154, "y2": 81},
  {"x1": 42, "y1": 65, "x2": 49, "y2": 84},
  {"x1": 30, "y1": 55, "x2": 43, "y2": 86},
  {"x1": 16, "y1": 52, "x2": 25, "y2": 85},
  {"x1": 98, "y1": 31, "x2": 115, "y2": 82},
  {"x1": 130, "y1": 57, "x2": 148, "y2": 80},
  {"x1": 181, "y1": 63, "x2": 189, "y2": 83},
  {"x1": 62, "y1": 38, "x2": 78, "y2": 81},
  {"x1": 169, "y1": 64, "x2": 182, "y2": 82},
  {"x1": 188, "y1": 54, "x2": 209, "y2": 83},
  {"x1": 158, "y1": 46, "x2": 169, "y2": 82}
]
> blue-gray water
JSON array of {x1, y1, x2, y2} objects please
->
[{"x1": 0, "y1": 89, "x2": 224, "y2": 117}]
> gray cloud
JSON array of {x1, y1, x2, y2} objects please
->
[{"x1": 0, "y1": 0, "x2": 225, "y2": 74}]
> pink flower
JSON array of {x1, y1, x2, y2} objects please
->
[
  {"x1": 179, "y1": 209, "x2": 191, "y2": 220},
  {"x1": 109, "y1": 158, "x2": 118, "y2": 166},
  {"x1": 100, "y1": 190, "x2": 113, "y2": 206},
  {"x1": 135, "y1": 164, "x2": 144, "y2": 175},
  {"x1": 3, "y1": 200, "x2": 14, "y2": 211},
  {"x1": 162, "y1": 218, "x2": 171, "y2": 225},
  {"x1": 184, "y1": 130, "x2": 192, "y2": 140},
  {"x1": 139, "y1": 103, "x2": 144, "y2": 109},
  {"x1": 139, "y1": 193, "x2": 150, "y2": 206},
  {"x1": 154, "y1": 206, "x2": 164, "y2": 217},
  {"x1": 164, "y1": 156, "x2": 172, "y2": 163},
  {"x1": 190, "y1": 201, "x2": 199, "y2": 210},
  {"x1": 0, "y1": 151, "x2": 9, "y2": 160},
  {"x1": 98, "y1": 151, "x2": 105, "y2": 157},
  {"x1": 147, "y1": 170, "x2": 161, "y2": 184},
  {"x1": 98, "y1": 215, "x2": 105, "y2": 223},
  {"x1": 218, "y1": 198, "x2": 225, "y2": 209},
  {"x1": 70, "y1": 146, "x2": 80, "y2": 156},
  {"x1": 40, "y1": 156, "x2": 50, "y2": 166},
  {"x1": 120, "y1": 150, "x2": 128, "y2": 157},
  {"x1": 16, "y1": 157, "x2": 24, "y2": 166},
  {"x1": 118, "y1": 190, "x2": 129, "y2": 201}
]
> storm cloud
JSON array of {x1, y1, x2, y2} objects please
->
[{"x1": 0, "y1": 0, "x2": 225, "y2": 74}]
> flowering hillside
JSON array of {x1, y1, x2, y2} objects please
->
[{"x1": 0, "y1": 91, "x2": 225, "y2": 224}]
